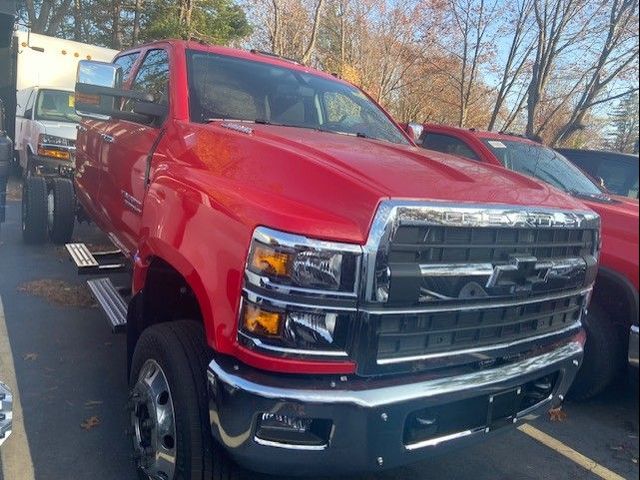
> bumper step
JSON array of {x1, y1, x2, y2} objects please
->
[
  {"x1": 65, "y1": 243, "x2": 126, "y2": 275},
  {"x1": 87, "y1": 277, "x2": 128, "y2": 333}
]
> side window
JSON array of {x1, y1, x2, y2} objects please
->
[
  {"x1": 113, "y1": 52, "x2": 139, "y2": 83},
  {"x1": 421, "y1": 133, "x2": 479, "y2": 161},
  {"x1": 129, "y1": 49, "x2": 170, "y2": 106}
]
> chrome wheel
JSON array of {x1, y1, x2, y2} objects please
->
[{"x1": 129, "y1": 359, "x2": 177, "y2": 480}]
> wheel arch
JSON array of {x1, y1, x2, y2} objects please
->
[
  {"x1": 593, "y1": 266, "x2": 639, "y2": 329},
  {"x1": 127, "y1": 246, "x2": 215, "y2": 373}
]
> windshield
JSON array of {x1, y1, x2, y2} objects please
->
[
  {"x1": 35, "y1": 90, "x2": 80, "y2": 123},
  {"x1": 186, "y1": 51, "x2": 409, "y2": 145},
  {"x1": 483, "y1": 139, "x2": 604, "y2": 197}
]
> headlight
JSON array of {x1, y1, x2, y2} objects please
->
[
  {"x1": 239, "y1": 227, "x2": 362, "y2": 357},
  {"x1": 247, "y1": 227, "x2": 361, "y2": 293}
]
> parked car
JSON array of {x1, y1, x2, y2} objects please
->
[
  {"x1": 556, "y1": 148, "x2": 639, "y2": 199},
  {"x1": 53, "y1": 41, "x2": 600, "y2": 479},
  {"x1": 416, "y1": 124, "x2": 638, "y2": 399}
]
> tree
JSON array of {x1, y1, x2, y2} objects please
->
[
  {"x1": 442, "y1": 0, "x2": 497, "y2": 127},
  {"x1": 22, "y1": 0, "x2": 73, "y2": 35},
  {"x1": 487, "y1": 0, "x2": 534, "y2": 131},
  {"x1": 525, "y1": 0, "x2": 591, "y2": 139},
  {"x1": 608, "y1": 92, "x2": 639, "y2": 153},
  {"x1": 552, "y1": 0, "x2": 639, "y2": 145},
  {"x1": 141, "y1": 0, "x2": 250, "y2": 44}
]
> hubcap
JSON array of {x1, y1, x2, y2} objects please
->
[{"x1": 128, "y1": 360, "x2": 177, "y2": 480}]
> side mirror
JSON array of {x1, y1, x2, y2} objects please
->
[
  {"x1": 75, "y1": 60, "x2": 166, "y2": 123},
  {"x1": 24, "y1": 108, "x2": 33, "y2": 119},
  {"x1": 405, "y1": 122, "x2": 424, "y2": 143}
]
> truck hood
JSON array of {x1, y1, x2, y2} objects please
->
[
  {"x1": 178, "y1": 122, "x2": 593, "y2": 243},
  {"x1": 38, "y1": 120, "x2": 77, "y2": 141}
]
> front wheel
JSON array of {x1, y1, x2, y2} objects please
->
[
  {"x1": 128, "y1": 321, "x2": 241, "y2": 480},
  {"x1": 569, "y1": 303, "x2": 624, "y2": 401}
]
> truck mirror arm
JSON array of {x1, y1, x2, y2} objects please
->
[{"x1": 75, "y1": 82, "x2": 166, "y2": 124}]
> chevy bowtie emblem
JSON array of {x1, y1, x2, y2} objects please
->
[{"x1": 486, "y1": 255, "x2": 552, "y2": 294}]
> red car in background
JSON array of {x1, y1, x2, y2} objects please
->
[{"x1": 416, "y1": 124, "x2": 639, "y2": 399}]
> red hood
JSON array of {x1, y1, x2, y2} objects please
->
[
  {"x1": 175, "y1": 122, "x2": 593, "y2": 243},
  {"x1": 582, "y1": 196, "x2": 639, "y2": 290}
]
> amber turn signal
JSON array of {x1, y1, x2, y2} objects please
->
[
  {"x1": 37, "y1": 147, "x2": 71, "y2": 160},
  {"x1": 243, "y1": 303, "x2": 282, "y2": 336},
  {"x1": 250, "y1": 244, "x2": 291, "y2": 277}
]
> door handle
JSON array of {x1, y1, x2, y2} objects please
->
[
  {"x1": 101, "y1": 134, "x2": 115, "y2": 143},
  {"x1": 77, "y1": 125, "x2": 87, "y2": 133}
]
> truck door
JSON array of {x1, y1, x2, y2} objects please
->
[
  {"x1": 98, "y1": 48, "x2": 169, "y2": 254},
  {"x1": 76, "y1": 51, "x2": 141, "y2": 235}
]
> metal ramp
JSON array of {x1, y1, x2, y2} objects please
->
[
  {"x1": 65, "y1": 243, "x2": 126, "y2": 275},
  {"x1": 87, "y1": 277, "x2": 128, "y2": 333}
]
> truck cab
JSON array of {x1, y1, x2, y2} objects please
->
[
  {"x1": 66, "y1": 41, "x2": 600, "y2": 480},
  {"x1": 15, "y1": 86, "x2": 78, "y2": 177}
]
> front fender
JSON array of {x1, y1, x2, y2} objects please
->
[{"x1": 136, "y1": 175, "x2": 251, "y2": 355}]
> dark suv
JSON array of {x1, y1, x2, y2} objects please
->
[{"x1": 556, "y1": 148, "x2": 639, "y2": 200}]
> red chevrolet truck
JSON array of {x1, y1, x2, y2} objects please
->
[
  {"x1": 417, "y1": 124, "x2": 639, "y2": 399},
  {"x1": 32, "y1": 40, "x2": 603, "y2": 479}
]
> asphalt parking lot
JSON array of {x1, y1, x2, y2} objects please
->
[{"x1": 0, "y1": 178, "x2": 638, "y2": 480}]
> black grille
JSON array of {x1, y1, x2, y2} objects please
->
[
  {"x1": 389, "y1": 226, "x2": 595, "y2": 264},
  {"x1": 375, "y1": 294, "x2": 583, "y2": 362}
]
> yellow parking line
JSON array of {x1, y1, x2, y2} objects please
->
[
  {"x1": 0, "y1": 296, "x2": 36, "y2": 480},
  {"x1": 518, "y1": 424, "x2": 626, "y2": 480}
]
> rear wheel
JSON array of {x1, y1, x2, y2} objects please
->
[
  {"x1": 129, "y1": 321, "x2": 241, "y2": 480},
  {"x1": 570, "y1": 302, "x2": 624, "y2": 401},
  {"x1": 48, "y1": 177, "x2": 75, "y2": 244},
  {"x1": 22, "y1": 176, "x2": 48, "y2": 244}
]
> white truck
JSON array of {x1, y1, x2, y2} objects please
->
[
  {"x1": 2, "y1": 31, "x2": 117, "y2": 244},
  {"x1": 12, "y1": 31, "x2": 118, "y2": 178}
]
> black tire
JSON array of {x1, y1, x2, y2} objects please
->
[
  {"x1": 48, "y1": 177, "x2": 75, "y2": 244},
  {"x1": 569, "y1": 303, "x2": 624, "y2": 401},
  {"x1": 22, "y1": 176, "x2": 48, "y2": 244},
  {"x1": 130, "y1": 321, "x2": 241, "y2": 480}
]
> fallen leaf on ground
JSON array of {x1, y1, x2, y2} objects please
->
[
  {"x1": 548, "y1": 407, "x2": 567, "y2": 422},
  {"x1": 24, "y1": 352, "x2": 39, "y2": 361},
  {"x1": 18, "y1": 279, "x2": 95, "y2": 308},
  {"x1": 81, "y1": 416, "x2": 101, "y2": 430}
]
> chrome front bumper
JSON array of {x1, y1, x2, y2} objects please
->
[
  {"x1": 629, "y1": 325, "x2": 639, "y2": 368},
  {"x1": 208, "y1": 334, "x2": 584, "y2": 476},
  {"x1": 0, "y1": 381, "x2": 12, "y2": 446}
]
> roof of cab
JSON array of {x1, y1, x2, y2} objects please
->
[
  {"x1": 121, "y1": 39, "x2": 347, "y2": 85},
  {"x1": 423, "y1": 123, "x2": 539, "y2": 145}
]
